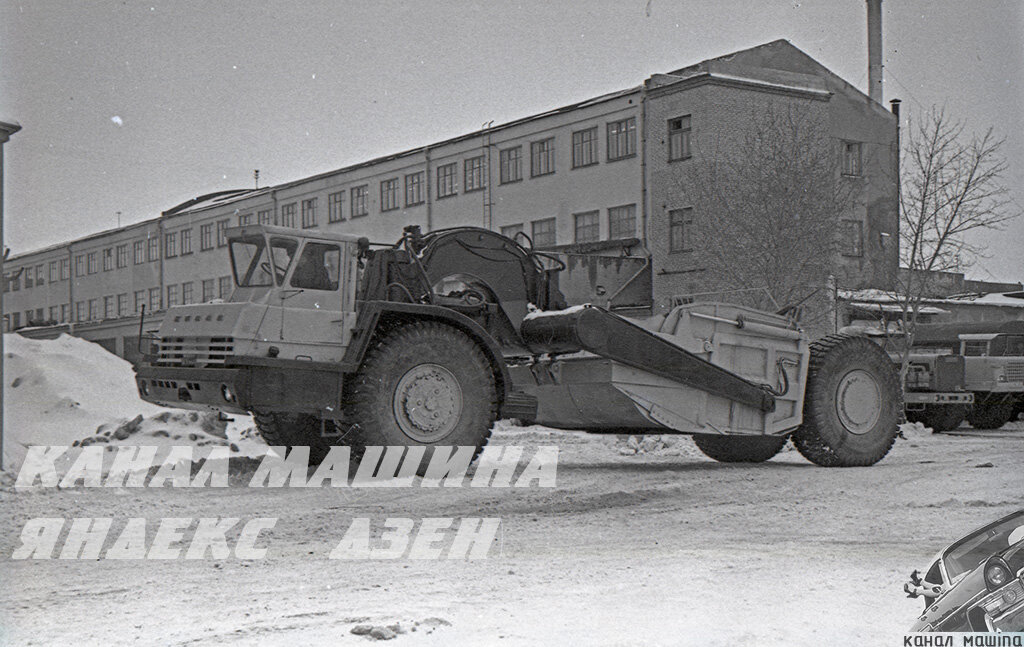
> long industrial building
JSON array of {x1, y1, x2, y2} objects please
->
[{"x1": 3, "y1": 39, "x2": 901, "y2": 357}]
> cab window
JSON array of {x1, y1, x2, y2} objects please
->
[{"x1": 290, "y1": 242, "x2": 341, "y2": 291}]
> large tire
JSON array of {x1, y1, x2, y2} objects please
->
[
  {"x1": 253, "y1": 412, "x2": 334, "y2": 464},
  {"x1": 792, "y1": 334, "x2": 901, "y2": 467},
  {"x1": 906, "y1": 404, "x2": 967, "y2": 433},
  {"x1": 692, "y1": 434, "x2": 788, "y2": 463},
  {"x1": 341, "y1": 321, "x2": 498, "y2": 472},
  {"x1": 967, "y1": 402, "x2": 1014, "y2": 430}
]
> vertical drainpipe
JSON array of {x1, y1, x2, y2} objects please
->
[
  {"x1": 157, "y1": 218, "x2": 165, "y2": 310},
  {"x1": 425, "y1": 147, "x2": 433, "y2": 232},
  {"x1": 67, "y1": 245, "x2": 74, "y2": 335},
  {"x1": 890, "y1": 98, "x2": 902, "y2": 291},
  {"x1": 639, "y1": 86, "x2": 649, "y2": 249},
  {"x1": 484, "y1": 126, "x2": 493, "y2": 230}
]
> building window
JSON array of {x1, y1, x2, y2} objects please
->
[
  {"x1": 166, "y1": 284, "x2": 179, "y2": 308},
  {"x1": 669, "y1": 208, "x2": 693, "y2": 253},
  {"x1": 75, "y1": 303, "x2": 85, "y2": 323},
  {"x1": 48, "y1": 306, "x2": 58, "y2": 322},
  {"x1": 607, "y1": 117, "x2": 636, "y2": 161},
  {"x1": 34, "y1": 264, "x2": 44, "y2": 286},
  {"x1": 328, "y1": 191, "x2": 345, "y2": 222},
  {"x1": 101, "y1": 248, "x2": 113, "y2": 271},
  {"x1": 351, "y1": 185, "x2": 368, "y2": 218},
  {"x1": 202, "y1": 279, "x2": 215, "y2": 302},
  {"x1": 499, "y1": 146, "x2": 522, "y2": 184},
  {"x1": 49, "y1": 261, "x2": 58, "y2": 282},
  {"x1": 74, "y1": 254, "x2": 85, "y2": 277},
  {"x1": 238, "y1": 213, "x2": 252, "y2": 226},
  {"x1": 280, "y1": 203, "x2": 297, "y2": 228},
  {"x1": 405, "y1": 172, "x2": 424, "y2": 206},
  {"x1": 88, "y1": 299, "x2": 99, "y2": 321},
  {"x1": 302, "y1": 197, "x2": 318, "y2": 227},
  {"x1": 531, "y1": 218, "x2": 557, "y2": 248},
  {"x1": 181, "y1": 229, "x2": 192, "y2": 255},
  {"x1": 148, "y1": 287, "x2": 161, "y2": 312},
  {"x1": 437, "y1": 163, "x2": 457, "y2": 198},
  {"x1": 147, "y1": 237, "x2": 159, "y2": 261},
  {"x1": 608, "y1": 204, "x2": 637, "y2": 239},
  {"x1": 381, "y1": 179, "x2": 400, "y2": 212},
  {"x1": 182, "y1": 281, "x2": 194, "y2": 305},
  {"x1": 134, "y1": 290, "x2": 146, "y2": 313},
  {"x1": 574, "y1": 211, "x2": 600, "y2": 243},
  {"x1": 841, "y1": 219, "x2": 864, "y2": 257},
  {"x1": 668, "y1": 115, "x2": 692, "y2": 161},
  {"x1": 59, "y1": 258, "x2": 70, "y2": 280},
  {"x1": 464, "y1": 156, "x2": 485, "y2": 192},
  {"x1": 117, "y1": 293, "x2": 129, "y2": 317},
  {"x1": 116, "y1": 244, "x2": 129, "y2": 268},
  {"x1": 843, "y1": 141, "x2": 862, "y2": 176},
  {"x1": 133, "y1": 240, "x2": 144, "y2": 264},
  {"x1": 164, "y1": 232, "x2": 178, "y2": 258},
  {"x1": 217, "y1": 219, "x2": 230, "y2": 247},
  {"x1": 24, "y1": 268, "x2": 33, "y2": 289},
  {"x1": 572, "y1": 127, "x2": 599, "y2": 168},
  {"x1": 87, "y1": 252, "x2": 98, "y2": 274},
  {"x1": 8, "y1": 271, "x2": 19, "y2": 291},
  {"x1": 103, "y1": 296, "x2": 115, "y2": 319},
  {"x1": 500, "y1": 223, "x2": 524, "y2": 241},
  {"x1": 200, "y1": 224, "x2": 214, "y2": 251},
  {"x1": 258, "y1": 209, "x2": 273, "y2": 225},
  {"x1": 218, "y1": 275, "x2": 232, "y2": 298},
  {"x1": 530, "y1": 138, "x2": 555, "y2": 177}
]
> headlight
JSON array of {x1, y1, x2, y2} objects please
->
[{"x1": 984, "y1": 557, "x2": 1013, "y2": 590}]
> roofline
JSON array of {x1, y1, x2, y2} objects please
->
[
  {"x1": 6, "y1": 217, "x2": 161, "y2": 262},
  {"x1": 226, "y1": 224, "x2": 368, "y2": 244}
]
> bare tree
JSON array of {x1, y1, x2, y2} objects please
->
[
  {"x1": 891, "y1": 108, "x2": 1018, "y2": 373},
  {"x1": 677, "y1": 103, "x2": 853, "y2": 330}
]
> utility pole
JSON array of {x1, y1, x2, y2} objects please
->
[{"x1": 0, "y1": 119, "x2": 22, "y2": 473}]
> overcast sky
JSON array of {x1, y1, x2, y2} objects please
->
[{"x1": 2, "y1": 0, "x2": 1022, "y2": 282}]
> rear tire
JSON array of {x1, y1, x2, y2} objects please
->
[
  {"x1": 692, "y1": 434, "x2": 788, "y2": 463},
  {"x1": 341, "y1": 321, "x2": 498, "y2": 473},
  {"x1": 253, "y1": 412, "x2": 333, "y2": 465},
  {"x1": 792, "y1": 334, "x2": 901, "y2": 467},
  {"x1": 967, "y1": 402, "x2": 1014, "y2": 430},
  {"x1": 906, "y1": 404, "x2": 967, "y2": 433}
]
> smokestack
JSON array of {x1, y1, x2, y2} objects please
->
[{"x1": 866, "y1": 0, "x2": 883, "y2": 104}]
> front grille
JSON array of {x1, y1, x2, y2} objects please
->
[
  {"x1": 1006, "y1": 362, "x2": 1024, "y2": 382},
  {"x1": 157, "y1": 336, "x2": 234, "y2": 367}
]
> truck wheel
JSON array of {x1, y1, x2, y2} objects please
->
[
  {"x1": 692, "y1": 434, "x2": 788, "y2": 463},
  {"x1": 967, "y1": 402, "x2": 1014, "y2": 430},
  {"x1": 253, "y1": 412, "x2": 334, "y2": 464},
  {"x1": 792, "y1": 335, "x2": 901, "y2": 467},
  {"x1": 343, "y1": 321, "x2": 498, "y2": 472},
  {"x1": 906, "y1": 404, "x2": 967, "y2": 433}
]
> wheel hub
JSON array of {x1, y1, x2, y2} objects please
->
[
  {"x1": 393, "y1": 363, "x2": 463, "y2": 441},
  {"x1": 835, "y1": 369, "x2": 882, "y2": 435}
]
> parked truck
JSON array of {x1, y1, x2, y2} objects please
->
[
  {"x1": 904, "y1": 321, "x2": 1024, "y2": 432},
  {"x1": 135, "y1": 224, "x2": 902, "y2": 467}
]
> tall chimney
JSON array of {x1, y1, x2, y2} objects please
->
[{"x1": 866, "y1": 0, "x2": 883, "y2": 104}]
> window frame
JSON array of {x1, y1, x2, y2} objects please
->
[
  {"x1": 531, "y1": 217, "x2": 557, "y2": 248},
  {"x1": 404, "y1": 172, "x2": 424, "y2": 206},
  {"x1": 380, "y1": 178, "x2": 400, "y2": 212},
  {"x1": 842, "y1": 141, "x2": 863, "y2": 177},
  {"x1": 301, "y1": 197, "x2": 318, "y2": 228},
  {"x1": 464, "y1": 155, "x2": 486, "y2": 193},
  {"x1": 840, "y1": 218, "x2": 864, "y2": 257},
  {"x1": 436, "y1": 162, "x2": 458, "y2": 199},
  {"x1": 350, "y1": 185, "x2": 369, "y2": 218},
  {"x1": 607, "y1": 117, "x2": 637, "y2": 161},
  {"x1": 530, "y1": 138, "x2": 556, "y2": 178},
  {"x1": 327, "y1": 191, "x2": 345, "y2": 222},
  {"x1": 669, "y1": 208, "x2": 694, "y2": 253},
  {"x1": 668, "y1": 115, "x2": 692, "y2": 162},
  {"x1": 608, "y1": 204, "x2": 637, "y2": 240},
  {"x1": 571, "y1": 127, "x2": 599, "y2": 169},
  {"x1": 499, "y1": 146, "x2": 523, "y2": 184},
  {"x1": 573, "y1": 210, "x2": 601, "y2": 243}
]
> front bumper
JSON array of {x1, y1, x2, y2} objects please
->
[
  {"x1": 977, "y1": 576, "x2": 1024, "y2": 632},
  {"x1": 135, "y1": 362, "x2": 345, "y2": 418}
]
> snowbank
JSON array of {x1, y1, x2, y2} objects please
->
[{"x1": 2, "y1": 333, "x2": 262, "y2": 472}]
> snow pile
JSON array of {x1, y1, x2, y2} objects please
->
[{"x1": 2, "y1": 333, "x2": 261, "y2": 472}]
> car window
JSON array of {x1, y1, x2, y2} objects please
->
[
  {"x1": 290, "y1": 242, "x2": 340, "y2": 291},
  {"x1": 925, "y1": 559, "x2": 943, "y2": 585}
]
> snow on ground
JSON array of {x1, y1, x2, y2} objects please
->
[
  {"x1": 1, "y1": 333, "x2": 1023, "y2": 645},
  {"x1": 2, "y1": 333, "x2": 264, "y2": 472}
]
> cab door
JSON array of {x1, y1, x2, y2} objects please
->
[{"x1": 276, "y1": 240, "x2": 348, "y2": 362}]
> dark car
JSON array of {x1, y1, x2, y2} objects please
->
[{"x1": 905, "y1": 510, "x2": 1024, "y2": 632}]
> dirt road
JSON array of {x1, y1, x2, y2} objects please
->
[{"x1": 2, "y1": 424, "x2": 1022, "y2": 646}]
